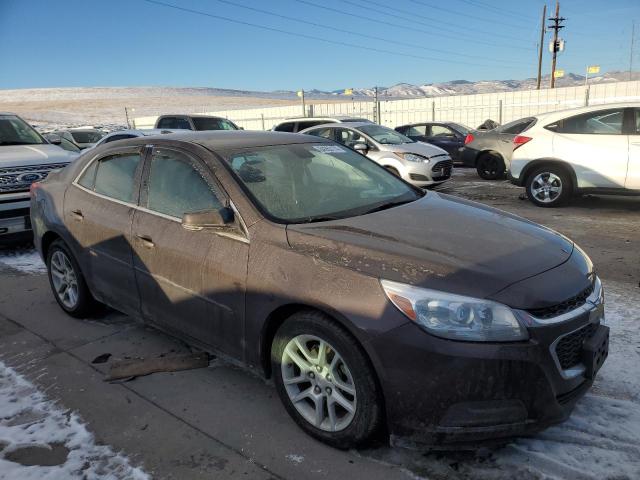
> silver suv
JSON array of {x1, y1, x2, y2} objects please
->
[
  {"x1": 301, "y1": 122, "x2": 452, "y2": 187},
  {"x1": 0, "y1": 113, "x2": 78, "y2": 241},
  {"x1": 272, "y1": 116, "x2": 372, "y2": 133}
]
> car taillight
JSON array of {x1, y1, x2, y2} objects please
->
[
  {"x1": 513, "y1": 135, "x2": 532, "y2": 150},
  {"x1": 29, "y1": 182, "x2": 40, "y2": 197},
  {"x1": 464, "y1": 133, "x2": 474, "y2": 145}
]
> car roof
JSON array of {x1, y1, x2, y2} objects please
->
[
  {"x1": 301, "y1": 122, "x2": 375, "y2": 130},
  {"x1": 278, "y1": 116, "x2": 370, "y2": 122},
  {"x1": 532, "y1": 102, "x2": 640, "y2": 123},
  {"x1": 131, "y1": 130, "x2": 332, "y2": 151},
  {"x1": 105, "y1": 128, "x2": 182, "y2": 136},
  {"x1": 157, "y1": 114, "x2": 227, "y2": 119}
]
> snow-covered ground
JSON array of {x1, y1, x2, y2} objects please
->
[
  {"x1": 0, "y1": 250, "x2": 638, "y2": 479},
  {"x1": 0, "y1": 361, "x2": 148, "y2": 479}
]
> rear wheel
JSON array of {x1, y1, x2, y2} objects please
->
[
  {"x1": 272, "y1": 311, "x2": 382, "y2": 449},
  {"x1": 46, "y1": 239, "x2": 98, "y2": 317},
  {"x1": 525, "y1": 165, "x2": 573, "y2": 207},
  {"x1": 476, "y1": 152, "x2": 505, "y2": 180}
]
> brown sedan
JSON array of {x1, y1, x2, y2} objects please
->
[{"x1": 31, "y1": 131, "x2": 609, "y2": 448}]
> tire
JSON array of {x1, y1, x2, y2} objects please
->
[
  {"x1": 476, "y1": 152, "x2": 505, "y2": 180},
  {"x1": 384, "y1": 166, "x2": 400, "y2": 177},
  {"x1": 525, "y1": 165, "x2": 573, "y2": 207},
  {"x1": 46, "y1": 239, "x2": 98, "y2": 318},
  {"x1": 272, "y1": 311, "x2": 382, "y2": 449}
]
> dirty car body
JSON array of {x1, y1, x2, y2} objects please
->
[{"x1": 31, "y1": 131, "x2": 609, "y2": 447}]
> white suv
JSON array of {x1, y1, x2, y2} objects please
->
[{"x1": 509, "y1": 103, "x2": 640, "y2": 207}]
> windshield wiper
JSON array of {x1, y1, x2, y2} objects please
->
[
  {"x1": 360, "y1": 199, "x2": 415, "y2": 216},
  {"x1": 302, "y1": 215, "x2": 343, "y2": 223}
]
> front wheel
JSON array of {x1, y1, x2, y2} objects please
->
[
  {"x1": 525, "y1": 165, "x2": 573, "y2": 207},
  {"x1": 272, "y1": 311, "x2": 382, "y2": 449}
]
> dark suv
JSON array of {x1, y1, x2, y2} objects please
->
[
  {"x1": 154, "y1": 114, "x2": 239, "y2": 131},
  {"x1": 32, "y1": 131, "x2": 609, "y2": 449}
]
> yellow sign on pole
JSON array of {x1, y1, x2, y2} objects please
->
[
  {"x1": 344, "y1": 88, "x2": 353, "y2": 95},
  {"x1": 587, "y1": 65, "x2": 600, "y2": 74},
  {"x1": 553, "y1": 69, "x2": 565, "y2": 78},
  {"x1": 296, "y1": 90, "x2": 303, "y2": 98}
]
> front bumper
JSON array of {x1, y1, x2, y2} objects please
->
[
  {"x1": 0, "y1": 193, "x2": 32, "y2": 237},
  {"x1": 369, "y1": 302, "x2": 607, "y2": 446}
]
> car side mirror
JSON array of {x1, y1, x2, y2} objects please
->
[
  {"x1": 46, "y1": 134, "x2": 62, "y2": 145},
  {"x1": 181, "y1": 207, "x2": 234, "y2": 231},
  {"x1": 353, "y1": 142, "x2": 369, "y2": 155}
]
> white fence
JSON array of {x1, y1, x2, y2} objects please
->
[{"x1": 133, "y1": 80, "x2": 640, "y2": 130}]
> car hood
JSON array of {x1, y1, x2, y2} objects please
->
[
  {"x1": 286, "y1": 192, "x2": 574, "y2": 302},
  {"x1": 380, "y1": 141, "x2": 449, "y2": 157},
  {"x1": 0, "y1": 144, "x2": 78, "y2": 167}
]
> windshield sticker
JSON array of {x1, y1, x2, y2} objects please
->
[{"x1": 313, "y1": 145, "x2": 346, "y2": 154}]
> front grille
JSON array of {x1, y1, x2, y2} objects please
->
[
  {"x1": 555, "y1": 323, "x2": 598, "y2": 370},
  {"x1": 0, "y1": 162, "x2": 68, "y2": 193},
  {"x1": 409, "y1": 173, "x2": 429, "y2": 181},
  {"x1": 527, "y1": 283, "x2": 594, "y2": 319},
  {"x1": 431, "y1": 159, "x2": 453, "y2": 181}
]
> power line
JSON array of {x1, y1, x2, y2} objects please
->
[
  {"x1": 206, "y1": 0, "x2": 527, "y2": 66},
  {"x1": 295, "y1": 0, "x2": 533, "y2": 51},
  {"x1": 409, "y1": 0, "x2": 531, "y2": 31},
  {"x1": 349, "y1": 0, "x2": 531, "y2": 44},
  {"x1": 138, "y1": 0, "x2": 517, "y2": 69},
  {"x1": 451, "y1": 0, "x2": 537, "y2": 21}
]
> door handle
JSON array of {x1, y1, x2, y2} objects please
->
[
  {"x1": 71, "y1": 209, "x2": 84, "y2": 221},
  {"x1": 136, "y1": 234, "x2": 155, "y2": 249}
]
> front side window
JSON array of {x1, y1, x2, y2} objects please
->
[
  {"x1": 355, "y1": 124, "x2": 415, "y2": 145},
  {"x1": 157, "y1": 117, "x2": 192, "y2": 130},
  {"x1": 93, "y1": 153, "x2": 141, "y2": 203},
  {"x1": 192, "y1": 117, "x2": 238, "y2": 131},
  {"x1": 305, "y1": 128, "x2": 334, "y2": 140},
  {"x1": 404, "y1": 125, "x2": 427, "y2": 136},
  {"x1": 0, "y1": 115, "x2": 45, "y2": 146},
  {"x1": 146, "y1": 148, "x2": 222, "y2": 218},
  {"x1": 70, "y1": 131, "x2": 104, "y2": 143},
  {"x1": 224, "y1": 143, "x2": 422, "y2": 222},
  {"x1": 551, "y1": 109, "x2": 624, "y2": 135},
  {"x1": 335, "y1": 128, "x2": 367, "y2": 148}
]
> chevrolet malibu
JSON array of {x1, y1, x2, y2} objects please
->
[{"x1": 31, "y1": 131, "x2": 609, "y2": 448}]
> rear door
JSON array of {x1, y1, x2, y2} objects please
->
[
  {"x1": 66, "y1": 147, "x2": 144, "y2": 316},
  {"x1": 426, "y1": 124, "x2": 463, "y2": 157},
  {"x1": 627, "y1": 108, "x2": 640, "y2": 189},
  {"x1": 549, "y1": 108, "x2": 628, "y2": 188},
  {"x1": 132, "y1": 144, "x2": 249, "y2": 355}
]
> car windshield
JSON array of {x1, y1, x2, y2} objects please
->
[
  {"x1": 193, "y1": 117, "x2": 238, "y2": 131},
  {"x1": 224, "y1": 143, "x2": 423, "y2": 223},
  {"x1": 70, "y1": 131, "x2": 104, "y2": 143},
  {"x1": 0, "y1": 115, "x2": 45, "y2": 146},
  {"x1": 355, "y1": 124, "x2": 415, "y2": 145}
]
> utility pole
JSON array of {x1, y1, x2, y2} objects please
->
[
  {"x1": 630, "y1": 21, "x2": 636, "y2": 81},
  {"x1": 536, "y1": 5, "x2": 547, "y2": 90},
  {"x1": 548, "y1": 1, "x2": 565, "y2": 89},
  {"x1": 374, "y1": 86, "x2": 379, "y2": 123}
]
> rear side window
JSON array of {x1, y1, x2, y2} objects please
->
[
  {"x1": 146, "y1": 148, "x2": 222, "y2": 218},
  {"x1": 296, "y1": 120, "x2": 328, "y2": 131},
  {"x1": 273, "y1": 122, "x2": 295, "y2": 132},
  {"x1": 93, "y1": 153, "x2": 141, "y2": 203},
  {"x1": 549, "y1": 109, "x2": 624, "y2": 135},
  {"x1": 157, "y1": 117, "x2": 192, "y2": 130},
  {"x1": 305, "y1": 128, "x2": 334, "y2": 140},
  {"x1": 192, "y1": 117, "x2": 237, "y2": 131},
  {"x1": 404, "y1": 125, "x2": 427, "y2": 136}
]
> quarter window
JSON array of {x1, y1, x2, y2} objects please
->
[
  {"x1": 146, "y1": 149, "x2": 221, "y2": 218},
  {"x1": 430, "y1": 125, "x2": 456, "y2": 137},
  {"x1": 273, "y1": 122, "x2": 295, "y2": 132},
  {"x1": 93, "y1": 153, "x2": 141, "y2": 203}
]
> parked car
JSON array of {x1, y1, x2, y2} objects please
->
[
  {"x1": 460, "y1": 117, "x2": 537, "y2": 180},
  {"x1": 32, "y1": 130, "x2": 608, "y2": 448},
  {"x1": 55, "y1": 128, "x2": 106, "y2": 149},
  {"x1": 86, "y1": 128, "x2": 184, "y2": 150},
  {"x1": 300, "y1": 122, "x2": 452, "y2": 187},
  {"x1": 510, "y1": 103, "x2": 640, "y2": 207},
  {"x1": 154, "y1": 114, "x2": 239, "y2": 131},
  {"x1": 394, "y1": 121, "x2": 471, "y2": 162},
  {"x1": 0, "y1": 113, "x2": 78, "y2": 242},
  {"x1": 44, "y1": 133, "x2": 81, "y2": 153},
  {"x1": 272, "y1": 116, "x2": 373, "y2": 133}
]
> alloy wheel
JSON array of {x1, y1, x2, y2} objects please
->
[
  {"x1": 281, "y1": 335, "x2": 357, "y2": 432},
  {"x1": 531, "y1": 172, "x2": 563, "y2": 203},
  {"x1": 50, "y1": 250, "x2": 79, "y2": 309}
]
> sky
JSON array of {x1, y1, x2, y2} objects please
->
[{"x1": 0, "y1": 0, "x2": 638, "y2": 92}]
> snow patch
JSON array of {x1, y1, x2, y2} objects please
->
[
  {"x1": 0, "y1": 250, "x2": 46, "y2": 274},
  {"x1": 0, "y1": 361, "x2": 149, "y2": 479}
]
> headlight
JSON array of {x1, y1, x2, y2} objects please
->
[
  {"x1": 397, "y1": 152, "x2": 430, "y2": 163},
  {"x1": 380, "y1": 279, "x2": 528, "y2": 342}
]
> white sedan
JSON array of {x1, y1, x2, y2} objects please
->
[{"x1": 509, "y1": 103, "x2": 640, "y2": 207}]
